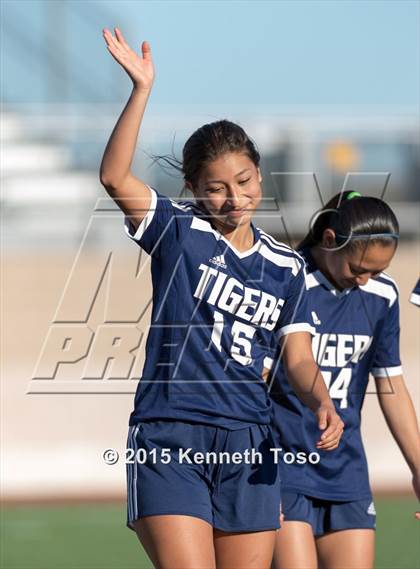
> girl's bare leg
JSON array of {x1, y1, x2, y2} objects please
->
[
  {"x1": 214, "y1": 528, "x2": 277, "y2": 569},
  {"x1": 133, "y1": 515, "x2": 216, "y2": 569},
  {"x1": 272, "y1": 521, "x2": 318, "y2": 569},
  {"x1": 316, "y1": 529, "x2": 375, "y2": 569}
]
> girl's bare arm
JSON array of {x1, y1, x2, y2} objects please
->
[
  {"x1": 99, "y1": 28, "x2": 155, "y2": 230},
  {"x1": 376, "y1": 375, "x2": 420, "y2": 517}
]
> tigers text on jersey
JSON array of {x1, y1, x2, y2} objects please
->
[
  {"x1": 270, "y1": 247, "x2": 402, "y2": 501},
  {"x1": 124, "y1": 188, "x2": 314, "y2": 429}
]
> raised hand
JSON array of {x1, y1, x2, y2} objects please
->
[{"x1": 102, "y1": 27, "x2": 154, "y2": 92}]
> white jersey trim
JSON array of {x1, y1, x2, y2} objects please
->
[
  {"x1": 171, "y1": 201, "x2": 190, "y2": 211},
  {"x1": 360, "y1": 278, "x2": 398, "y2": 307},
  {"x1": 258, "y1": 230, "x2": 296, "y2": 254},
  {"x1": 124, "y1": 186, "x2": 157, "y2": 242},
  {"x1": 278, "y1": 322, "x2": 316, "y2": 338},
  {"x1": 305, "y1": 272, "x2": 321, "y2": 290},
  {"x1": 190, "y1": 216, "x2": 263, "y2": 259},
  {"x1": 258, "y1": 244, "x2": 301, "y2": 275},
  {"x1": 305, "y1": 270, "x2": 352, "y2": 297},
  {"x1": 263, "y1": 356, "x2": 274, "y2": 370},
  {"x1": 371, "y1": 365, "x2": 403, "y2": 378},
  {"x1": 380, "y1": 272, "x2": 400, "y2": 292},
  {"x1": 410, "y1": 292, "x2": 420, "y2": 306}
]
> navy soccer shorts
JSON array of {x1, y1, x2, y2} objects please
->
[
  {"x1": 126, "y1": 420, "x2": 281, "y2": 533},
  {"x1": 281, "y1": 491, "x2": 376, "y2": 536}
]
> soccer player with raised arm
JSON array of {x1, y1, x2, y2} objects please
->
[
  {"x1": 269, "y1": 192, "x2": 420, "y2": 569},
  {"x1": 100, "y1": 28, "x2": 343, "y2": 569}
]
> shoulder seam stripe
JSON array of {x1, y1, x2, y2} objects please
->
[{"x1": 360, "y1": 279, "x2": 398, "y2": 307}]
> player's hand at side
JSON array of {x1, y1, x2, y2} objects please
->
[
  {"x1": 315, "y1": 404, "x2": 344, "y2": 451},
  {"x1": 102, "y1": 28, "x2": 154, "y2": 92}
]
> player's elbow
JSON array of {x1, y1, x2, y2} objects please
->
[
  {"x1": 99, "y1": 169, "x2": 114, "y2": 189},
  {"x1": 99, "y1": 170, "x2": 124, "y2": 195}
]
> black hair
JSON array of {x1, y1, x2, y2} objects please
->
[
  {"x1": 152, "y1": 120, "x2": 260, "y2": 188},
  {"x1": 299, "y1": 191, "x2": 399, "y2": 251}
]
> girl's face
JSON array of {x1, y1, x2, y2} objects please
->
[
  {"x1": 188, "y1": 152, "x2": 262, "y2": 229},
  {"x1": 320, "y1": 230, "x2": 397, "y2": 290}
]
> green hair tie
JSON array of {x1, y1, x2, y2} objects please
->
[{"x1": 346, "y1": 191, "x2": 362, "y2": 200}]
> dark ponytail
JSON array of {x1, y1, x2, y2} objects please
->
[{"x1": 299, "y1": 191, "x2": 399, "y2": 251}]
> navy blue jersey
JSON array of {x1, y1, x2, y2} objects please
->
[
  {"x1": 124, "y1": 188, "x2": 314, "y2": 429},
  {"x1": 410, "y1": 278, "x2": 420, "y2": 306},
  {"x1": 270, "y1": 247, "x2": 402, "y2": 501}
]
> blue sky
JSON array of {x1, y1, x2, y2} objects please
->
[{"x1": 2, "y1": 0, "x2": 419, "y2": 110}]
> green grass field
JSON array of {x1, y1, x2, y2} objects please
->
[{"x1": 1, "y1": 498, "x2": 419, "y2": 569}]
